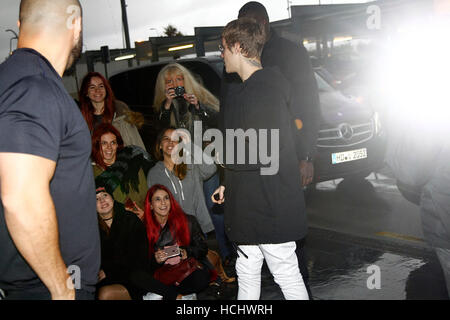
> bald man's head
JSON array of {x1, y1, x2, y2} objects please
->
[
  {"x1": 19, "y1": 0, "x2": 83, "y2": 72},
  {"x1": 238, "y1": 2, "x2": 270, "y2": 39},
  {"x1": 238, "y1": 2, "x2": 268, "y2": 21},
  {"x1": 19, "y1": 0, "x2": 82, "y2": 32}
]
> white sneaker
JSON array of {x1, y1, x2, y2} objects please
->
[
  {"x1": 180, "y1": 293, "x2": 197, "y2": 300},
  {"x1": 142, "y1": 292, "x2": 163, "y2": 300}
]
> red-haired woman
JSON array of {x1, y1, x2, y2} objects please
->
[
  {"x1": 95, "y1": 185, "x2": 185, "y2": 300},
  {"x1": 92, "y1": 123, "x2": 155, "y2": 220},
  {"x1": 79, "y1": 72, "x2": 146, "y2": 150},
  {"x1": 141, "y1": 184, "x2": 211, "y2": 299}
]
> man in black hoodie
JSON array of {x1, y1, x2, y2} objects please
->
[
  {"x1": 212, "y1": 17, "x2": 309, "y2": 300},
  {"x1": 233, "y1": 1, "x2": 319, "y2": 298},
  {"x1": 238, "y1": 2, "x2": 320, "y2": 176}
]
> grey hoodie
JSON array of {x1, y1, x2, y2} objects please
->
[{"x1": 147, "y1": 161, "x2": 216, "y2": 234}]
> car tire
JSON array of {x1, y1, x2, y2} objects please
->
[{"x1": 396, "y1": 180, "x2": 422, "y2": 206}]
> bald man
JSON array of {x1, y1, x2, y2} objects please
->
[{"x1": 0, "y1": 0, "x2": 100, "y2": 300}]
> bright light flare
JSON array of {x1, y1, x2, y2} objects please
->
[
  {"x1": 114, "y1": 54, "x2": 136, "y2": 61},
  {"x1": 334, "y1": 36, "x2": 353, "y2": 43},
  {"x1": 380, "y1": 20, "x2": 450, "y2": 130},
  {"x1": 168, "y1": 44, "x2": 194, "y2": 52}
]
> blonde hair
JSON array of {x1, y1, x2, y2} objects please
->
[
  {"x1": 153, "y1": 63, "x2": 220, "y2": 113},
  {"x1": 154, "y1": 127, "x2": 187, "y2": 181}
]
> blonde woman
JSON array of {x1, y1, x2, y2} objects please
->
[{"x1": 153, "y1": 63, "x2": 219, "y2": 136}]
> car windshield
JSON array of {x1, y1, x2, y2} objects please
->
[
  {"x1": 315, "y1": 72, "x2": 335, "y2": 92},
  {"x1": 210, "y1": 60, "x2": 225, "y2": 75},
  {"x1": 212, "y1": 60, "x2": 335, "y2": 93}
]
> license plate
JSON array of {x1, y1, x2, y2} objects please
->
[{"x1": 332, "y1": 148, "x2": 367, "y2": 164}]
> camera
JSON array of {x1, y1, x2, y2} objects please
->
[
  {"x1": 163, "y1": 245, "x2": 181, "y2": 258},
  {"x1": 173, "y1": 86, "x2": 185, "y2": 97}
]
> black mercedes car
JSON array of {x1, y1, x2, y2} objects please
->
[{"x1": 109, "y1": 56, "x2": 386, "y2": 183}]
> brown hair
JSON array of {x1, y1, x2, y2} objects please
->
[
  {"x1": 97, "y1": 207, "x2": 114, "y2": 237},
  {"x1": 154, "y1": 127, "x2": 187, "y2": 181},
  {"x1": 222, "y1": 17, "x2": 266, "y2": 60},
  {"x1": 91, "y1": 123, "x2": 124, "y2": 170},
  {"x1": 79, "y1": 72, "x2": 116, "y2": 132},
  {"x1": 96, "y1": 189, "x2": 114, "y2": 237}
]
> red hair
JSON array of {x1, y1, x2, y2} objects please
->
[
  {"x1": 79, "y1": 72, "x2": 116, "y2": 132},
  {"x1": 91, "y1": 123, "x2": 124, "y2": 170},
  {"x1": 144, "y1": 184, "x2": 190, "y2": 256}
]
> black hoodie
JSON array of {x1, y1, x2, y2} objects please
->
[{"x1": 219, "y1": 67, "x2": 308, "y2": 244}]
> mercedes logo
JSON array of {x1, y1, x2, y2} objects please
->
[{"x1": 339, "y1": 123, "x2": 353, "y2": 140}]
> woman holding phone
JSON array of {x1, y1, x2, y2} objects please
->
[{"x1": 140, "y1": 184, "x2": 212, "y2": 299}]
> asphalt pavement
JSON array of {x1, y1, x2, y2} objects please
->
[{"x1": 200, "y1": 168, "x2": 449, "y2": 300}]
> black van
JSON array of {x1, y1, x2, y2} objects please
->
[{"x1": 109, "y1": 56, "x2": 386, "y2": 183}]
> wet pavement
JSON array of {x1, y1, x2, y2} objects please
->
[
  {"x1": 200, "y1": 169, "x2": 449, "y2": 300},
  {"x1": 301, "y1": 227, "x2": 447, "y2": 300}
]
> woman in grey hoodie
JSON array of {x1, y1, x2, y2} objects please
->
[{"x1": 147, "y1": 127, "x2": 215, "y2": 234}]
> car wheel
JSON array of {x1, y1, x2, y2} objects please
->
[
  {"x1": 396, "y1": 180, "x2": 422, "y2": 206},
  {"x1": 337, "y1": 172, "x2": 375, "y2": 195},
  {"x1": 343, "y1": 171, "x2": 371, "y2": 183}
]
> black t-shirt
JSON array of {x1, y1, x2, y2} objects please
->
[
  {"x1": 261, "y1": 31, "x2": 320, "y2": 160},
  {"x1": 0, "y1": 48, "x2": 101, "y2": 293}
]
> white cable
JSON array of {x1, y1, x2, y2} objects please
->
[
  {"x1": 178, "y1": 179, "x2": 185, "y2": 201},
  {"x1": 164, "y1": 168, "x2": 177, "y2": 195}
]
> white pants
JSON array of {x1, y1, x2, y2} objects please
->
[{"x1": 236, "y1": 241, "x2": 309, "y2": 300}]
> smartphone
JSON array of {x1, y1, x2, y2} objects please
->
[{"x1": 163, "y1": 245, "x2": 181, "y2": 259}]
